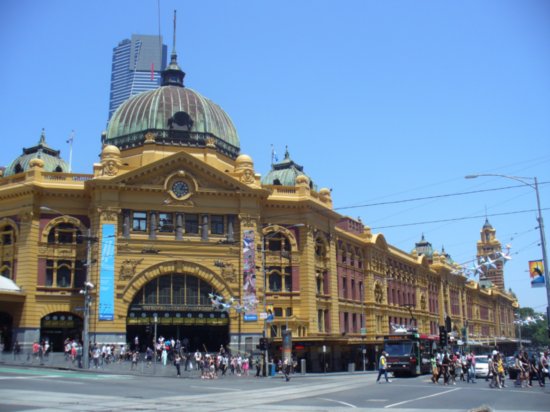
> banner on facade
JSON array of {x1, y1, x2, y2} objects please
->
[
  {"x1": 98, "y1": 224, "x2": 115, "y2": 320},
  {"x1": 529, "y1": 260, "x2": 545, "y2": 288},
  {"x1": 242, "y1": 229, "x2": 258, "y2": 321}
]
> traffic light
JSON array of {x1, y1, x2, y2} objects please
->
[
  {"x1": 439, "y1": 325, "x2": 447, "y2": 347},
  {"x1": 257, "y1": 337, "x2": 268, "y2": 351}
]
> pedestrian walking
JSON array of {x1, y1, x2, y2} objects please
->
[
  {"x1": 376, "y1": 351, "x2": 391, "y2": 383},
  {"x1": 12, "y1": 341, "x2": 21, "y2": 361},
  {"x1": 283, "y1": 358, "x2": 291, "y2": 382},
  {"x1": 174, "y1": 353, "x2": 182, "y2": 377},
  {"x1": 131, "y1": 350, "x2": 138, "y2": 370}
]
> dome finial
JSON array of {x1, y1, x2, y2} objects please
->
[
  {"x1": 39, "y1": 128, "x2": 46, "y2": 145},
  {"x1": 173, "y1": 9, "x2": 177, "y2": 55},
  {"x1": 161, "y1": 9, "x2": 186, "y2": 87}
]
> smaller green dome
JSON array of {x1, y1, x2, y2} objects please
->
[
  {"x1": 3, "y1": 129, "x2": 69, "y2": 177},
  {"x1": 413, "y1": 234, "x2": 433, "y2": 258},
  {"x1": 261, "y1": 148, "x2": 317, "y2": 190}
]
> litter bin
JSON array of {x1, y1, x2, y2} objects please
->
[
  {"x1": 270, "y1": 362, "x2": 276, "y2": 376},
  {"x1": 348, "y1": 363, "x2": 355, "y2": 372},
  {"x1": 301, "y1": 358, "x2": 306, "y2": 375}
]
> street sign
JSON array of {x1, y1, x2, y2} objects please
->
[{"x1": 360, "y1": 327, "x2": 367, "y2": 335}]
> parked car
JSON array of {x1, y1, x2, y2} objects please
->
[{"x1": 474, "y1": 355, "x2": 489, "y2": 378}]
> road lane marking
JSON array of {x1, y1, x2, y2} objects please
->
[
  {"x1": 318, "y1": 398, "x2": 357, "y2": 408},
  {"x1": 384, "y1": 387, "x2": 460, "y2": 408}
]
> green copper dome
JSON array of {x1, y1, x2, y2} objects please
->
[
  {"x1": 105, "y1": 46, "x2": 240, "y2": 159},
  {"x1": 261, "y1": 148, "x2": 317, "y2": 190},
  {"x1": 3, "y1": 129, "x2": 69, "y2": 177}
]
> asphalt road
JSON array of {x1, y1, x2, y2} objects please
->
[{"x1": 0, "y1": 365, "x2": 549, "y2": 412}]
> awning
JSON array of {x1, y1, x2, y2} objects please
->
[{"x1": 0, "y1": 276, "x2": 26, "y2": 302}]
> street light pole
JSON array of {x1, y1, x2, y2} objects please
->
[
  {"x1": 40, "y1": 207, "x2": 96, "y2": 369},
  {"x1": 465, "y1": 174, "x2": 550, "y2": 337},
  {"x1": 82, "y1": 228, "x2": 93, "y2": 369},
  {"x1": 262, "y1": 235, "x2": 269, "y2": 377},
  {"x1": 261, "y1": 224, "x2": 304, "y2": 377}
]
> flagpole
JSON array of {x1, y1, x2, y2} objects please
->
[{"x1": 67, "y1": 130, "x2": 74, "y2": 173}]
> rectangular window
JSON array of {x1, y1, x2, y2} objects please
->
[
  {"x1": 46, "y1": 260, "x2": 54, "y2": 286},
  {"x1": 173, "y1": 276, "x2": 185, "y2": 304},
  {"x1": 199, "y1": 279, "x2": 211, "y2": 305},
  {"x1": 158, "y1": 213, "x2": 174, "y2": 232},
  {"x1": 57, "y1": 229, "x2": 74, "y2": 244},
  {"x1": 186, "y1": 276, "x2": 198, "y2": 305},
  {"x1": 144, "y1": 279, "x2": 157, "y2": 304},
  {"x1": 286, "y1": 307, "x2": 292, "y2": 317},
  {"x1": 210, "y1": 215, "x2": 224, "y2": 235},
  {"x1": 185, "y1": 214, "x2": 199, "y2": 234},
  {"x1": 274, "y1": 307, "x2": 283, "y2": 317},
  {"x1": 158, "y1": 276, "x2": 171, "y2": 304},
  {"x1": 344, "y1": 312, "x2": 349, "y2": 333},
  {"x1": 132, "y1": 211, "x2": 147, "y2": 232},
  {"x1": 1, "y1": 231, "x2": 13, "y2": 245},
  {"x1": 284, "y1": 273, "x2": 292, "y2": 292},
  {"x1": 342, "y1": 277, "x2": 347, "y2": 299}
]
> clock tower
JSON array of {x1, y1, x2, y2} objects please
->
[{"x1": 477, "y1": 219, "x2": 505, "y2": 290}]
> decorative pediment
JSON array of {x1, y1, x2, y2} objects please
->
[{"x1": 91, "y1": 151, "x2": 266, "y2": 198}]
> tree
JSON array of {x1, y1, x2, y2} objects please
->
[{"x1": 515, "y1": 307, "x2": 549, "y2": 348}]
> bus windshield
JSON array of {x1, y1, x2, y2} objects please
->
[{"x1": 384, "y1": 341, "x2": 413, "y2": 356}]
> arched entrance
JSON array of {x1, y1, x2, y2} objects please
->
[
  {"x1": 41, "y1": 312, "x2": 83, "y2": 352},
  {"x1": 127, "y1": 273, "x2": 229, "y2": 353},
  {"x1": 0, "y1": 312, "x2": 13, "y2": 351}
]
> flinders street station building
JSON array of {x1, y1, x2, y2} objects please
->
[{"x1": 0, "y1": 45, "x2": 517, "y2": 371}]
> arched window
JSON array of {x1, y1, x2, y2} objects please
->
[
  {"x1": 45, "y1": 259, "x2": 83, "y2": 289},
  {"x1": 47, "y1": 222, "x2": 82, "y2": 244},
  {"x1": 131, "y1": 274, "x2": 217, "y2": 307},
  {"x1": 0, "y1": 265, "x2": 11, "y2": 278},
  {"x1": 315, "y1": 237, "x2": 326, "y2": 258},
  {"x1": 0, "y1": 223, "x2": 17, "y2": 280},
  {"x1": 267, "y1": 233, "x2": 291, "y2": 253},
  {"x1": 57, "y1": 263, "x2": 72, "y2": 288},
  {"x1": 269, "y1": 272, "x2": 282, "y2": 292}
]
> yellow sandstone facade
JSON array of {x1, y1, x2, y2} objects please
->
[{"x1": 0, "y1": 46, "x2": 517, "y2": 372}]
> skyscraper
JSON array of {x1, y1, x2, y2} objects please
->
[{"x1": 108, "y1": 34, "x2": 167, "y2": 120}]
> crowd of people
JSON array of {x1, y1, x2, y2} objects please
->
[
  {"x1": 430, "y1": 350, "x2": 480, "y2": 385},
  {"x1": 512, "y1": 350, "x2": 548, "y2": 388},
  {"x1": 55, "y1": 336, "x2": 295, "y2": 380},
  {"x1": 428, "y1": 348, "x2": 549, "y2": 389}
]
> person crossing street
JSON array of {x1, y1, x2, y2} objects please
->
[{"x1": 376, "y1": 351, "x2": 391, "y2": 383}]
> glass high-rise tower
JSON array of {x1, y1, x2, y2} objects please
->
[{"x1": 108, "y1": 35, "x2": 167, "y2": 120}]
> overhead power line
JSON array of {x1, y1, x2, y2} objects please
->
[
  {"x1": 335, "y1": 181, "x2": 549, "y2": 211},
  {"x1": 371, "y1": 207, "x2": 550, "y2": 230}
]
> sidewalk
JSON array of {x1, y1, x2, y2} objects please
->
[
  {"x1": 0, "y1": 351, "x2": 374, "y2": 379},
  {"x1": 0, "y1": 351, "x2": 199, "y2": 378}
]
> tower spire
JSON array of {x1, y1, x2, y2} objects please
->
[
  {"x1": 161, "y1": 9, "x2": 185, "y2": 87},
  {"x1": 173, "y1": 9, "x2": 177, "y2": 54}
]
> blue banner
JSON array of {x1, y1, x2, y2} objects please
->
[{"x1": 98, "y1": 224, "x2": 115, "y2": 321}]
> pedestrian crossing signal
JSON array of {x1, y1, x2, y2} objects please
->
[
  {"x1": 439, "y1": 326, "x2": 447, "y2": 347},
  {"x1": 257, "y1": 337, "x2": 270, "y2": 351}
]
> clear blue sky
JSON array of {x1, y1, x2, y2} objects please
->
[{"x1": 1, "y1": 0, "x2": 549, "y2": 311}]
